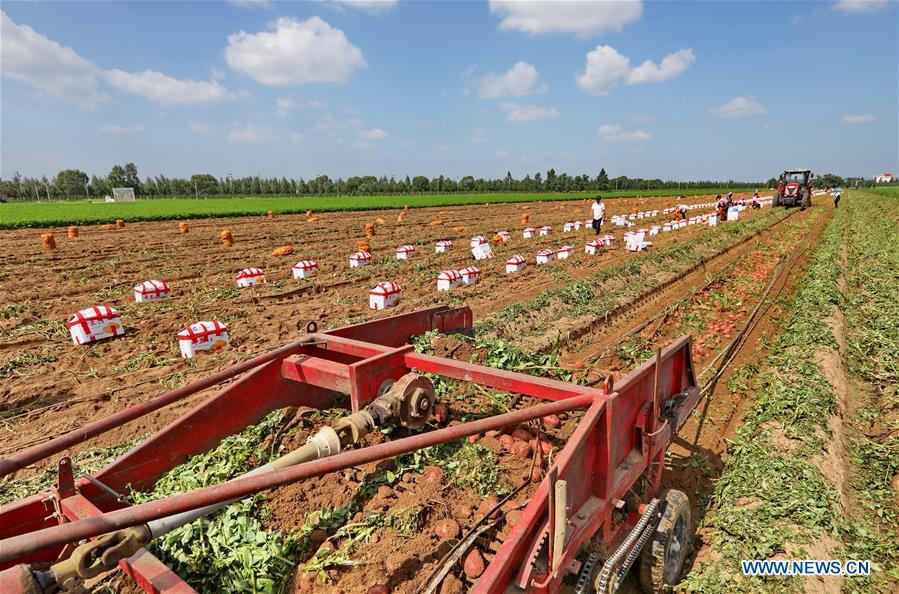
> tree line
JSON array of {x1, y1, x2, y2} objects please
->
[{"x1": 0, "y1": 163, "x2": 888, "y2": 202}]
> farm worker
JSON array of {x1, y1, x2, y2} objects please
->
[
  {"x1": 726, "y1": 192, "x2": 734, "y2": 207},
  {"x1": 833, "y1": 186, "x2": 842, "y2": 209},
  {"x1": 591, "y1": 196, "x2": 606, "y2": 235},
  {"x1": 716, "y1": 194, "x2": 728, "y2": 220},
  {"x1": 674, "y1": 204, "x2": 688, "y2": 221}
]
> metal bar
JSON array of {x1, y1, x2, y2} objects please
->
[
  {"x1": 281, "y1": 354, "x2": 352, "y2": 393},
  {"x1": 0, "y1": 395, "x2": 595, "y2": 562},
  {"x1": 405, "y1": 352, "x2": 603, "y2": 401},
  {"x1": 0, "y1": 337, "x2": 316, "y2": 477}
]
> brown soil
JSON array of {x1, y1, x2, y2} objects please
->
[{"x1": 0, "y1": 194, "x2": 807, "y2": 594}]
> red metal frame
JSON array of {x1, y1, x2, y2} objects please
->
[{"x1": 0, "y1": 305, "x2": 698, "y2": 594}]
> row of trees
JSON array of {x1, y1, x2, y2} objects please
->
[{"x1": 2, "y1": 163, "x2": 888, "y2": 202}]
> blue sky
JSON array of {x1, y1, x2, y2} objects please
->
[{"x1": 1, "y1": 0, "x2": 896, "y2": 182}]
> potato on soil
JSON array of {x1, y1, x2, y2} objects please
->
[
  {"x1": 512, "y1": 440, "x2": 531, "y2": 458},
  {"x1": 435, "y1": 518, "x2": 460, "y2": 539},
  {"x1": 463, "y1": 549, "x2": 486, "y2": 579},
  {"x1": 511, "y1": 428, "x2": 533, "y2": 442},
  {"x1": 422, "y1": 465, "x2": 444, "y2": 483},
  {"x1": 542, "y1": 414, "x2": 561, "y2": 428},
  {"x1": 433, "y1": 402, "x2": 449, "y2": 425}
]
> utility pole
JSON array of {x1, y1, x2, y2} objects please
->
[{"x1": 194, "y1": 180, "x2": 199, "y2": 199}]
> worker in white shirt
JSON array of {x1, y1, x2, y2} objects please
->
[{"x1": 591, "y1": 196, "x2": 606, "y2": 235}]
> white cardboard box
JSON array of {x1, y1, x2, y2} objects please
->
[
  {"x1": 178, "y1": 321, "x2": 229, "y2": 359},
  {"x1": 67, "y1": 306, "x2": 124, "y2": 346},
  {"x1": 396, "y1": 245, "x2": 415, "y2": 260},
  {"x1": 236, "y1": 268, "x2": 266, "y2": 287},
  {"x1": 292, "y1": 260, "x2": 318, "y2": 279},
  {"x1": 506, "y1": 255, "x2": 526, "y2": 273},
  {"x1": 134, "y1": 280, "x2": 171, "y2": 303},
  {"x1": 369, "y1": 281, "x2": 401, "y2": 309}
]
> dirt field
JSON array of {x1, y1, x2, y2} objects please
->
[{"x1": 0, "y1": 193, "x2": 831, "y2": 594}]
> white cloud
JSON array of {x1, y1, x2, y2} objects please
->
[
  {"x1": 1, "y1": 11, "x2": 244, "y2": 108},
  {"x1": 189, "y1": 121, "x2": 214, "y2": 134},
  {"x1": 577, "y1": 45, "x2": 695, "y2": 95},
  {"x1": 489, "y1": 0, "x2": 643, "y2": 37},
  {"x1": 99, "y1": 124, "x2": 144, "y2": 135},
  {"x1": 332, "y1": 0, "x2": 398, "y2": 14},
  {"x1": 840, "y1": 113, "x2": 876, "y2": 124},
  {"x1": 627, "y1": 49, "x2": 695, "y2": 84},
  {"x1": 276, "y1": 96, "x2": 298, "y2": 116},
  {"x1": 709, "y1": 96, "x2": 767, "y2": 118},
  {"x1": 211, "y1": 66, "x2": 226, "y2": 80},
  {"x1": 354, "y1": 128, "x2": 389, "y2": 149},
  {"x1": 228, "y1": 122, "x2": 280, "y2": 143},
  {"x1": 104, "y1": 69, "x2": 245, "y2": 105},
  {"x1": 833, "y1": 1, "x2": 889, "y2": 13},
  {"x1": 476, "y1": 61, "x2": 545, "y2": 99},
  {"x1": 358, "y1": 128, "x2": 388, "y2": 140},
  {"x1": 225, "y1": 17, "x2": 366, "y2": 86},
  {"x1": 598, "y1": 124, "x2": 650, "y2": 142},
  {"x1": 290, "y1": 131, "x2": 305, "y2": 142},
  {"x1": 470, "y1": 127, "x2": 490, "y2": 143},
  {"x1": 496, "y1": 148, "x2": 509, "y2": 158},
  {"x1": 0, "y1": 10, "x2": 108, "y2": 108},
  {"x1": 440, "y1": 144, "x2": 453, "y2": 152},
  {"x1": 228, "y1": 0, "x2": 273, "y2": 9},
  {"x1": 500, "y1": 102, "x2": 560, "y2": 123}
]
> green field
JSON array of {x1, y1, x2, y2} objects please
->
[{"x1": 0, "y1": 188, "x2": 749, "y2": 230}]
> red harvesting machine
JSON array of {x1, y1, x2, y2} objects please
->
[{"x1": 1, "y1": 305, "x2": 701, "y2": 594}]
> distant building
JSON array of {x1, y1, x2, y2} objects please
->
[{"x1": 874, "y1": 173, "x2": 893, "y2": 183}]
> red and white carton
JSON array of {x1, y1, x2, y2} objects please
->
[
  {"x1": 536, "y1": 248, "x2": 555, "y2": 265},
  {"x1": 601, "y1": 235, "x2": 616, "y2": 247},
  {"x1": 436, "y1": 269, "x2": 463, "y2": 291},
  {"x1": 649, "y1": 226, "x2": 660, "y2": 236},
  {"x1": 349, "y1": 251, "x2": 372, "y2": 268},
  {"x1": 506, "y1": 255, "x2": 526, "y2": 273},
  {"x1": 563, "y1": 222, "x2": 575, "y2": 233},
  {"x1": 574, "y1": 220, "x2": 583, "y2": 231},
  {"x1": 470, "y1": 235, "x2": 487, "y2": 249},
  {"x1": 369, "y1": 281, "x2": 402, "y2": 310},
  {"x1": 459, "y1": 266, "x2": 481, "y2": 286},
  {"x1": 236, "y1": 267, "x2": 266, "y2": 288},
  {"x1": 496, "y1": 231, "x2": 512, "y2": 243},
  {"x1": 134, "y1": 280, "x2": 171, "y2": 303},
  {"x1": 539, "y1": 225, "x2": 552, "y2": 237},
  {"x1": 626, "y1": 231, "x2": 651, "y2": 252},
  {"x1": 178, "y1": 321, "x2": 229, "y2": 359},
  {"x1": 523, "y1": 227, "x2": 536, "y2": 239},
  {"x1": 583, "y1": 219, "x2": 593, "y2": 228},
  {"x1": 556, "y1": 245, "x2": 573, "y2": 260},
  {"x1": 67, "y1": 306, "x2": 124, "y2": 346},
  {"x1": 585, "y1": 239, "x2": 604, "y2": 255},
  {"x1": 435, "y1": 240, "x2": 453, "y2": 254},
  {"x1": 396, "y1": 245, "x2": 415, "y2": 260},
  {"x1": 662, "y1": 222, "x2": 672, "y2": 233},
  {"x1": 637, "y1": 212, "x2": 645, "y2": 219},
  {"x1": 677, "y1": 221, "x2": 687, "y2": 229},
  {"x1": 472, "y1": 243, "x2": 494, "y2": 260},
  {"x1": 292, "y1": 260, "x2": 318, "y2": 279}
]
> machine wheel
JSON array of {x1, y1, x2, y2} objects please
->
[{"x1": 638, "y1": 490, "x2": 691, "y2": 594}]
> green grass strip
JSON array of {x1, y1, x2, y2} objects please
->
[{"x1": 0, "y1": 188, "x2": 749, "y2": 229}]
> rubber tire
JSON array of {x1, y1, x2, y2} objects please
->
[{"x1": 639, "y1": 490, "x2": 692, "y2": 594}]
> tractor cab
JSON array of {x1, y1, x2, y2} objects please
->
[{"x1": 775, "y1": 169, "x2": 814, "y2": 208}]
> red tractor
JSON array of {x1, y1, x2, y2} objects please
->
[{"x1": 774, "y1": 169, "x2": 814, "y2": 209}]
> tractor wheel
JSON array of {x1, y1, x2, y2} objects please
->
[{"x1": 639, "y1": 490, "x2": 692, "y2": 594}]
